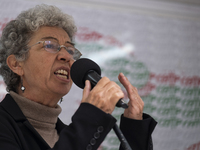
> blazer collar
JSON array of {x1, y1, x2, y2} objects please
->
[
  {"x1": 0, "y1": 94, "x2": 66, "y2": 149},
  {"x1": 0, "y1": 94, "x2": 50, "y2": 148},
  {"x1": 1, "y1": 94, "x2": 27, "y2": 122},
  {"x1": 1, "y1": 94, "x2": 66, "y2": 132}
]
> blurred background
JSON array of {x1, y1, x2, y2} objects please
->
[{"x1": 0, "y1": 0, "x2": 200, "y2": 149}]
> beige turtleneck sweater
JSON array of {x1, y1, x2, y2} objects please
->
[{"x1": 10, "y1": 91, "x2": 62, "y2": 148}]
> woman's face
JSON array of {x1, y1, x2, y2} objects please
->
[{"x1": 21, "y1": 26, "x2": 75, "y2": 107}]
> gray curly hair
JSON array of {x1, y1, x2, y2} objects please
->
[{"x1": 0, "y1": 4, "x2": 77, "y2": 92}]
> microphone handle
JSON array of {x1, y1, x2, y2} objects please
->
[
  {"x1": 113, "y1": 124, "x2": 132, "y2": 150},
  {"x1": 85, "y1": 70, "x2": 128, "y2": 109}
]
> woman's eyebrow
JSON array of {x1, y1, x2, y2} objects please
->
[
  {"x1": 40, "y1": 36, "x2": 75, "y2": 46},
  {"x1": 41, "y1": 36, "x2": 58, "y2": 41},
  {"x1": 66, "y1": 41, "x2": 75, "y2": 46}
]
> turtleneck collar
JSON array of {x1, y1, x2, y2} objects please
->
[
  {"x1": 9, "y1": 91, "x2": 62, "y2": 148},
  {"x1": 10, "y1": 91, "x2": 62, "y2": 124}
]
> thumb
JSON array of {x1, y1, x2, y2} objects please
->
[{"x1": 82, "y1": 80, "x2": 91, "y2": 102}]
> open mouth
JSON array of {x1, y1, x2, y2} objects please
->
[{"x1": 54, "y1": 69, "x2": 69, "y2": 79}]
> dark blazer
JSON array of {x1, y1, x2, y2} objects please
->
[{"x1": 0, "y1": 94, "x2": 157, "y2": 150}]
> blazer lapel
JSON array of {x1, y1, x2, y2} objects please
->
[
  {"x1": 1, "y1": 94, "x2": 27, "y2": 122},
  {"x1": 1, "y1": 94, "x2": 50, "y2": 149},
  {"x1": 56, "y1": 118, "x2": 67, "y2": 134}
]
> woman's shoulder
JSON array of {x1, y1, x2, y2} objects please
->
[{"x1": 0, "y1": 94, "x2": 27, "y2": 123}]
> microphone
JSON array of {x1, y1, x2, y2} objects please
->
[
  {"x1": 70, "y1": 58, "x2": 132, "y2": 150},
  {"x1": 70, "y1": 58, "x2": 128, "y2": 109}
]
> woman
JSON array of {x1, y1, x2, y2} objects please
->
[{"x1": 0, "y1": 4, "x2": 157, "y2": 150}]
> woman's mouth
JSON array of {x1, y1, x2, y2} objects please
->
[{"x1": 54, "y1": 69, "x2": 69, "y2": 79}]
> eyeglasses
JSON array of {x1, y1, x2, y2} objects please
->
[{"x1": 28, "y1": 40, "x2": 82, "y2": 60}]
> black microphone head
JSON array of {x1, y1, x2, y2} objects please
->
[{"x1": 70, "y1": 58, "x2": 101, "y2": 89}]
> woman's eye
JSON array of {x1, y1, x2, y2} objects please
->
[
  {"x1": 45, "y1": 44, "x2": 55, "y2": 49},
  {"x1": 67, "y1": 48, "x2": 75, "y2": 55}
]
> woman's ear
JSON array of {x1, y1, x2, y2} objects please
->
[{"x1": 6, "y1": 55, "x2": 24, "y2": 76}]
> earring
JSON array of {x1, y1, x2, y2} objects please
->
[
  {"x1": 60, "y1": 97, "x2": 63, "y2": 103},
  {"x1": 21, "y1": 77, "x2": 25, "y2": 92}
]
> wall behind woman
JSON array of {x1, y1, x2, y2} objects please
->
[{"x1": 0, "y1": 0, "x2": 200, "y2": 149}]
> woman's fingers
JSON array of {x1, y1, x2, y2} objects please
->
[{"x1": 81, "y1": 77, "x2": 124, "y2": 114}]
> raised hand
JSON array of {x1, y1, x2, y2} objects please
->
[{"x1": 118, "y1": 73, "x2": 144, "y2": 120}]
